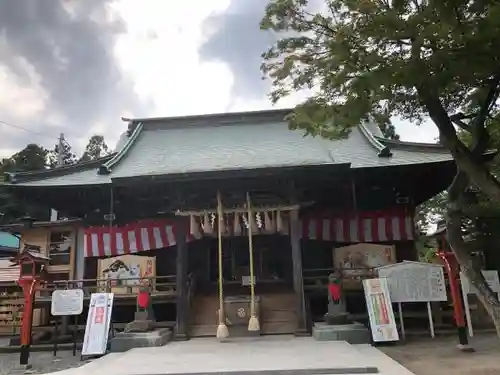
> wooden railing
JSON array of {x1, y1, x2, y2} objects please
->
[
  {"x1": 34, "y1": 275, "x2": 177, "y2": 300},
  {"x1": 303, "y1": 267, "x2": 377, "y2": 291}
]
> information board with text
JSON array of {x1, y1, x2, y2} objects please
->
[
  {"x1": 363, "y1": 278, "x2": 399, "y2": 342},
  {"x1": 378, "y1": 261, "x2": 447, "y2": 303},
  {"x1": 82, "y1": 293, "x2": 114, "y2": 356},
  {"x1": 51, "y1": 289, "x2": 84, "y2": 316}
]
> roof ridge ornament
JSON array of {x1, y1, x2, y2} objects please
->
[{"x1": 358, "y1": 121, "x2": 392, "y2": 157}]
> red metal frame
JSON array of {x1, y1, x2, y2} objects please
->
[{"x1": 437, "y1": 250, "x2": 466, "y2": 327}]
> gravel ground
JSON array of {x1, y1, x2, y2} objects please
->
[
  {"x1": 380, "y1": 333, "x2": 500, "y2": 375},
  {"x1": 0, "y1": 350, "x2": 92, "y2": 375}
]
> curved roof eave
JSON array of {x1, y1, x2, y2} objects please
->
[
  {"x1": 5, "y1": 154, "x2": 115, "y2": 185},
  {"x1": 99, "y1": 122, "x2": 144, "y2": 175},
  {"x1": 357, "y1": 122, "x2": 393, "y2": 157}
]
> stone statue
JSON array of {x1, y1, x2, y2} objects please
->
[
  {"x1": 324, "y1": 270, "x2": 350, "y2": 325},
  {"x1": 124, "y1": 285, "x2": 155, "y2": 332}
]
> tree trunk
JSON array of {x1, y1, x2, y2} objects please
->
[
  {"x1": 447, "y1": 203, "x2": 500, "y2": 338},
  {"x1": 416, "y1": 84, "x2": 500, "y2": 203},
  {"x1": 416, "y1": 77, "x2": 500, "y2": 337},
  {"x1": 442, "y1": 138, "x2": 500, "y2": 203}
]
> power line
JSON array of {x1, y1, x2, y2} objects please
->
[{"x1": 0, "y1": 119, "x2": 62, "y2": 142}]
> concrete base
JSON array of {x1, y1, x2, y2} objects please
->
[
  {"x1": 110, "y1": 328, "x2": 172, "y2": 353},
  {"x1": 312, "y1": 322, "x2": 371, "y2": 344},
  {"x1": 58, "y1": 336, "x2": 422, "y2": 375}
]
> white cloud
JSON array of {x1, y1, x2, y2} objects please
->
[
  {"x1": 112, "y1": 0, "x2": 233, "y2": 117},
  {"x1": 0, "y1": 0, "x2": 441, "y2": 161},
  {"x1": 0, "y1": 58, "x2": 53, "y2": 158},
  {"x1": 392, "y1": 118, "x2": 439, "y2": 143},
  {"x1": 0, "y1": 59, "x2": 48, "y2": 121}
]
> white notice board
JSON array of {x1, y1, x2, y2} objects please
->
[
  {"x1": 363, "y1": 278, "x2": 399, "y2": 342},
  {"x1": 82, "y1": 293, "x2": 114, "y2": 356},
  {"x1": 460, "y1": 270, "x2": 500, "y2": 295},
  {"x1": 378, "y1": 261, "x2": 447, "y2": 303},
  {"x1": 51, "y1": 289, "x2": 84, "y2": 316},
  {"x1": 459, "y1": 270, "x2": 500, "y2": 338}
]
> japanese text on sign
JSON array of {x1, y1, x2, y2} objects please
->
[{"x1": 378, "y1": 261, "x2": 447, "y2": 303}]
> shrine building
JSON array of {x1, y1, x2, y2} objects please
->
[{"x1": 3, "y1": 108, "x2": 456, "y2": 338}]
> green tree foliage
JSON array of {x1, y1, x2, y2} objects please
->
[
  {"x1": 0, "y1": 144, "x2": 50, "y2": 224},
  {"x1": 260, "y1": 0, "x2": 500, "y2": 336},
  {"x1": 79, "y1": 135, "x2": 110, "y2": 163},
  {"x1": 415, "y1": 192, "x2": 447, "y2": 234}
]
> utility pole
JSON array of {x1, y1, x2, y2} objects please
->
[
  {"x1": 50, "y1": 134, "x2": 65, "y2": 222},
  {"x1": 52, "y1": 134, "x2": 71, "y2": 336}
]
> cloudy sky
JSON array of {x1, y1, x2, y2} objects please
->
[{"x1": 0, "y1": 0, "x2": 438, "y2": 159}]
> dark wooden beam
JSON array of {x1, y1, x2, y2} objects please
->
[
  {"x1": 288, "y1": 182, "x2": 308, "y2": 336},
  {"x1": 174, "y1": 216, "x2": 190, "y2": 340}
]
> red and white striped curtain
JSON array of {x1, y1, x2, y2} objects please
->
[
  {"x1": 84, "y1": 210, "x2": 414, "y2": 258},
  {"x1": 84, "y1": 219, "x2": 191, "y2": 258},
  {"x1": 299, "y1": 211, "x2": 414, "y2": 243}
]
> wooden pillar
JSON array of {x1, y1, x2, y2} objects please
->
[
  {"x1": 290, "y1": 208, "x2": 308, "y2": 336},
  {"x1": 175, "y1": 217, "x2": 189, "y2": 340}
]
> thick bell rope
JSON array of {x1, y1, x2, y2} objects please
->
[{"x1": 246, "y1": 192, "x2": 260, "y2": 332}]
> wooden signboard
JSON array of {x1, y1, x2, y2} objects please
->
[
  {"x1": 334, "y1": 243, "x2": 395, "y2": 289},
  {"x1": 98, "y1": 254, "x2": 156, "y2": 294}
]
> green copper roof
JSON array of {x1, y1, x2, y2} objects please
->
[
  {"x1": 6, "y1": 109, "x2": 453, "y2": 187},
  {"x1": 0, "y1": 232, "x2": 19, "y2": 249}
]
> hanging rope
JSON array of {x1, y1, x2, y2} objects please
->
[
  {"x1": 216, "y1": 191, "x2": 229, "y2": 339},
  {"x1": 246, "y1": 192, "x2": 260, "y2": 331}
]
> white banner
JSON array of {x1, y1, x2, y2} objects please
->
[
  {"x1": 363, "y1": 278, "x2": 399, "y2": 342},
  {"x1": 82, "y1": 293, "x2": 114, "y2": 356}
]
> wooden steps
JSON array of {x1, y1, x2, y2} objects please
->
[
  {"x1": 260, "y1": 293, "x2": 296, "y2": 335},
  {"x1": 190, "y1": 293, "x2": 297, "y2": 337}
]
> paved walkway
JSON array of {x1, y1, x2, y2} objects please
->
[{"x1": 41, "y1": 336, "x2": 414, "y2": 375}]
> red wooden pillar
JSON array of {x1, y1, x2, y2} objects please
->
[
  {"x1": 437, "y1": 251, "x2": 472, "y2": 351},
  {"x1": 18, "y1": 279, "x2": 38, "y2": 365}
]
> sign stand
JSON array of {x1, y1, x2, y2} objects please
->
[
  {"x1": 463, "y1": 295, "x2": 474, "y2": 337},
  {"x1": 459, "y1": 270, "x2": 500, "y2": 338},
  {"x1": 73, "y1": 315, "x2": 79, "y2": 356},
  {"x1": 82, "y1": 293, "x2": 114, "y2": 359},
  {"x1": 53, "y1": 316, "x2": 59, "y2": 357},
  {"x1": 397, "y1": 302, "x2": 405, "y2": 340},
  {"x1": 51, "y1": 289, "x2": 84, "y2": 358},
  {"x1": 377, "y1": 261, "x2": 447, "y2": 339},
  {"x1": 427, "y1": 302, "x2": 435, "y2": 338}
]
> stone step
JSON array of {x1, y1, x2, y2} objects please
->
[
  {"x1": 312, "y1": 322, "x2": 371, "y2": 344},
  {"x1": 110, "y1": 328, "x2": 173, "y2": 352}
]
